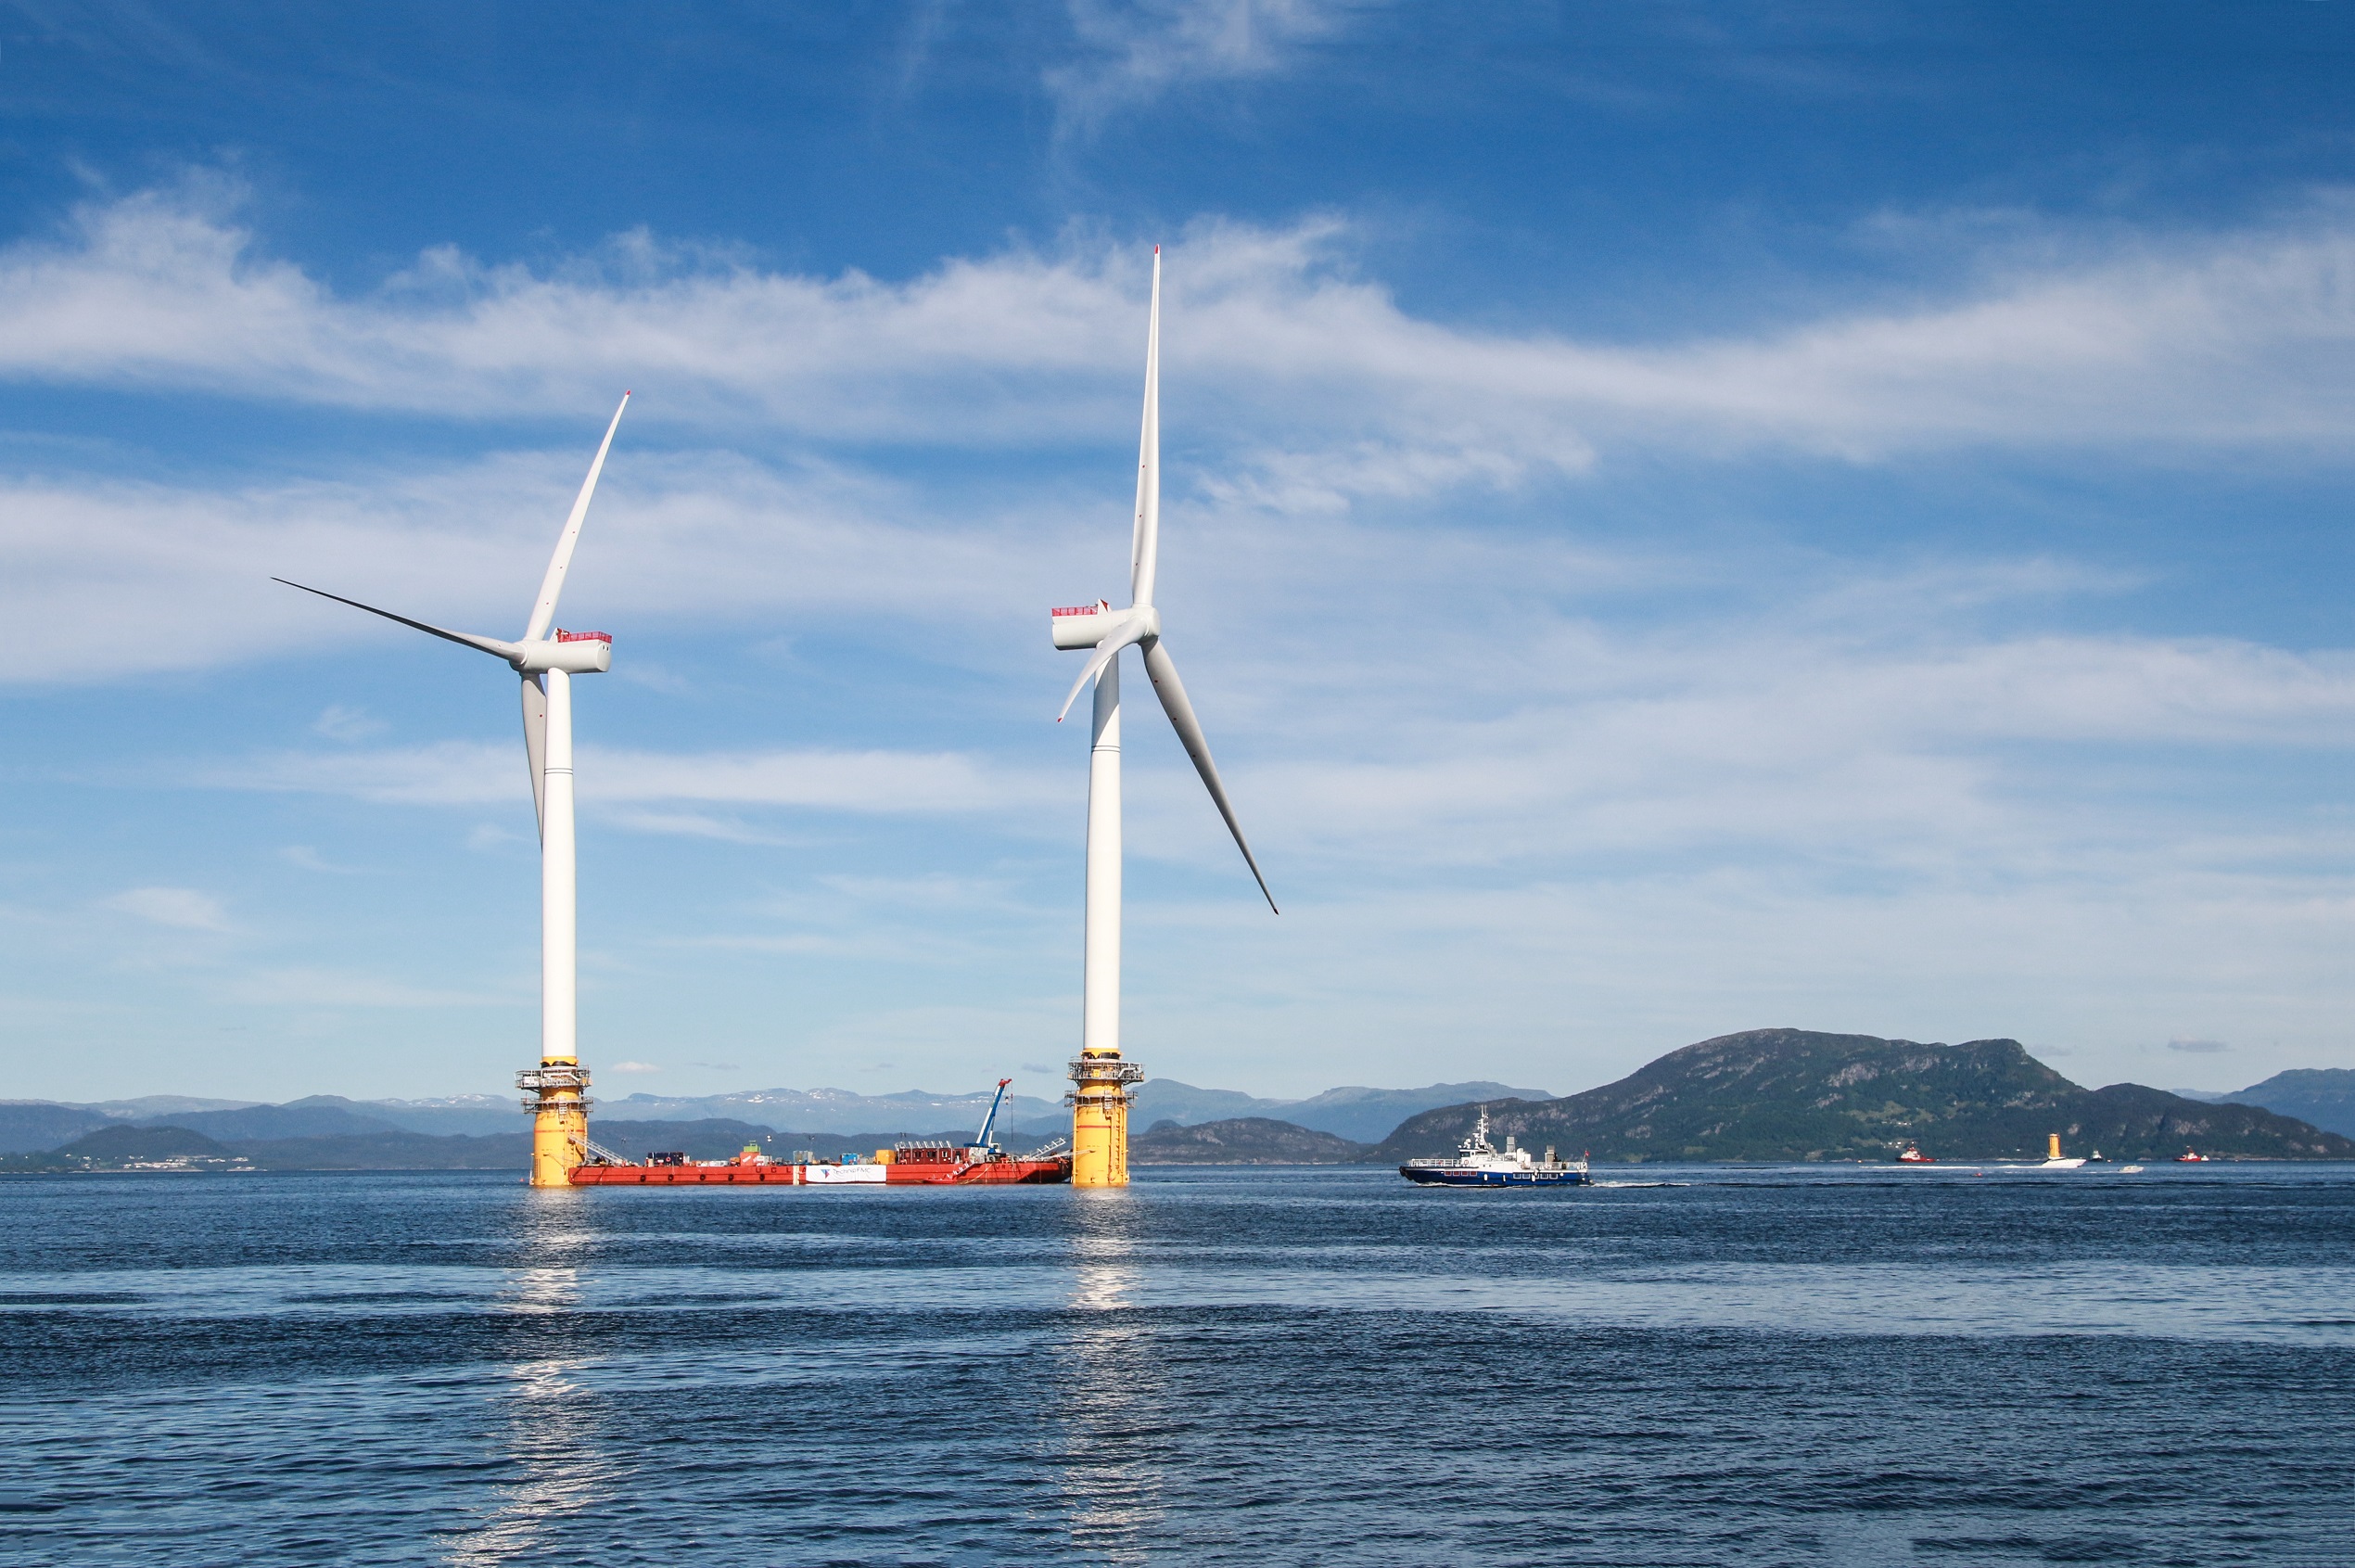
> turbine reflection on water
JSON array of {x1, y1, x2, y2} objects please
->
[
  {"x1": 1050, "y1": 1189, "x2": 1167, "y2": 1562},
  {"x1": 445, "y1": 1193, "x2": 617, "y2": 1566}
]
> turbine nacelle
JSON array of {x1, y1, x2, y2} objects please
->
[
  {"x1": 1050, "y1": 602, "x2": 1157, "y2": 651},
  {"x1": 516, "y1": 631, "x2": 614, "y2": 675}
]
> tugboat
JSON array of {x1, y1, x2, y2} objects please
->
[
  {"x1": 570, "y1": 1077, "x2": 1072, "y2": 1187},
  {"x1": 2175, "y1": 1148, "x2": 2211, "y2": 1163},
  {"x1": 1896, "y1": 1142, "x2": 1936, "y2": 1165},
  {"x1": 1399, "y1": 1108, "x2": 1590, "y2": 1187}
]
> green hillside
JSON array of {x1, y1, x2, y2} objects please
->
[
  {"x1": 1368, "y1": 1028, "x2": 2355, "y2": 1163},
  {"x1": 2, "y1": 1124, "x2": 252, "y2": 1172}
]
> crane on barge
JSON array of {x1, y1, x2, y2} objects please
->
[{"x1": 974, "y1": 1078, "x2": 1013, "y2": 1153}]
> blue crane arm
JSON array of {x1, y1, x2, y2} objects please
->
[{"x1": 974, "y1": 1078, "x2": 1013, "y2": 1149}]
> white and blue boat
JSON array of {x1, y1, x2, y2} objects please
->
[{"x1": 1399, "y1": 1108, "x2": 1591, "y2": 1186}]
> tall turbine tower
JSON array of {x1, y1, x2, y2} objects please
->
[
  {"x1": 276, "y1": 394, "x2": 630, "y2": 1188},
  {"x1": 1050, "y1": 250, "x2": 1277, "y2": 1188}
]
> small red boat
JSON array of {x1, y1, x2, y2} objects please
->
[
  {"x1": 567, "y1": 1077, "x2": 1071, "y2": 1187},
  {"x1": 1896, "y1": 1143, "x2": 1935, "y2": 1164},
  {"x1": 2175, "y1": 1148, "x2": 2211, "y2": 1163}
]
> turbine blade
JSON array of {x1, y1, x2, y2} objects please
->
[
  {"x1": 1056, "y1": 621, "x2": 1146, "y2": 722},
  {"x1": 273, "y1": 579, "x2": 521, "y2": 661},
  {"x1": 522, "y1": 391, "x2": 631, "y2": 643},
  {"x1": 1141, "y1": 638, "x2": 1277, "y2": 913},
  {"x1": 520, "y1": 673, "x2": 548, "y2": 839},
  {"x1": 1127, "y1": 248, "x2": 1161, "y2": 609}
]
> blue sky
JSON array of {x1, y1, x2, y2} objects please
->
[{"x1": 5, "y1": 1, "x2": 2355, "y2": 1105}]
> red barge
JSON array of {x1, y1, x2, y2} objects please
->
[{"x1": 567, "y1": 1077, "x2": 1071, "y2": 1187}]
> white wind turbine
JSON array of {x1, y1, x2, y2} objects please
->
[
  {"x1": 274, "y1": 394, "x2": 630, "y2": 1187},
  {"x1": 1051, "y1": 249, "x2": 1275, "y2": 1187}
]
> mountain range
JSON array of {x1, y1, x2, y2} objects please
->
[
  {"x1": 588, "y1": 1079, "x2": 1549, "y2": 1142},
  {"x1": 4, "y1": 1044, "x2": 2348, "y2": 1168},
  {"x1": 0, "y1": 1117, "x2": 1015, "y2": 1173},
  {"x1": 0, "y1": 1077, "x2": 1549, "y2": 1155},
  {"x1": 1127, "y1": 1079, "x2": 1550, "y2": 1143},
  {"x1": 2207, "y1": 1068, "x2": 2355, "y2": 1139},
  {"x1": 1370, "y1": 1029, "x2": 2355, "y2": 1164},
  {"x1": 0, "y1": 1094, "x2": 522, "y2": 1153}
]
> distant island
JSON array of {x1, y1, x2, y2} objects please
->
[
  {"x1": 1370, "y1": 1029, "x2": 2355, "y2": 1164},
  {"x1": 1130, "y1": 1117, "x2": 1371, "y2": 1165}
]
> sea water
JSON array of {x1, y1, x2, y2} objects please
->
[{"x1": 3, "y1": 1164, "x2": 2351, "y2": 1566}]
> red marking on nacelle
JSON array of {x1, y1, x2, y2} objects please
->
[
  {"x1": 1051, "y1": 605, "x2": 1104, "y2": 618},
  {"x1": 556, "y1": 630, "x2": 613, "y2": 643}
]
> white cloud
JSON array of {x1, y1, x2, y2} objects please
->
[
  {"x1": 0, "y1": 445, "x2": 1052, "y2": 684},
  {"x1": 1087, "y1": 550, "x2": 2355, "y2": 889},
  {"x1": 10, "y1": 185, "x2": 2355, "y2": 697},
  {"x1": 6, "y1": 182, "x2": 2355, "y2": 468},
  {"x1": 138, "y1": 506, "x2": 2355, "y2": 893},
  {"x1": 311, "y1": 703, "x2": 386, "y2": 742},
  {"x1": 1049, "y1": 1, "x2": 1372, "y2": 127},
  {"x1": 594, "y1": 746, "x2": 1061, "y2": 812},
  {"x1": 202, "y1": 741, "x2": 1063, "y2": 816},
  {"x1": 206, "y1": 740, "x2": 519, "y2": 806},
  {"x1": 101, "y1": 886, "x2": 232, "y2": 931},
  {"x1": 600, "y1": 811, "x2": 801, "y2": 846},
  {"x1": 608, "y1": 1060, "x2": 661, "y2": 1074},
  {"x1": 1110, "y1": 851, "x2": 2355, "y2": 1096}
]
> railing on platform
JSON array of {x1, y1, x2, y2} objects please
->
[{"x1": 1067, "y1": 1058, "x2": 1146, "y2": 1084}]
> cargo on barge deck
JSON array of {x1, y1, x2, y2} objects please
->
[
  {"x1": 567, "y1": 1075, "x2": 1071, "y2": 1186},
  {"x1": 570, "y1": 1139, "x2": 1071, "y2": 1186}
]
